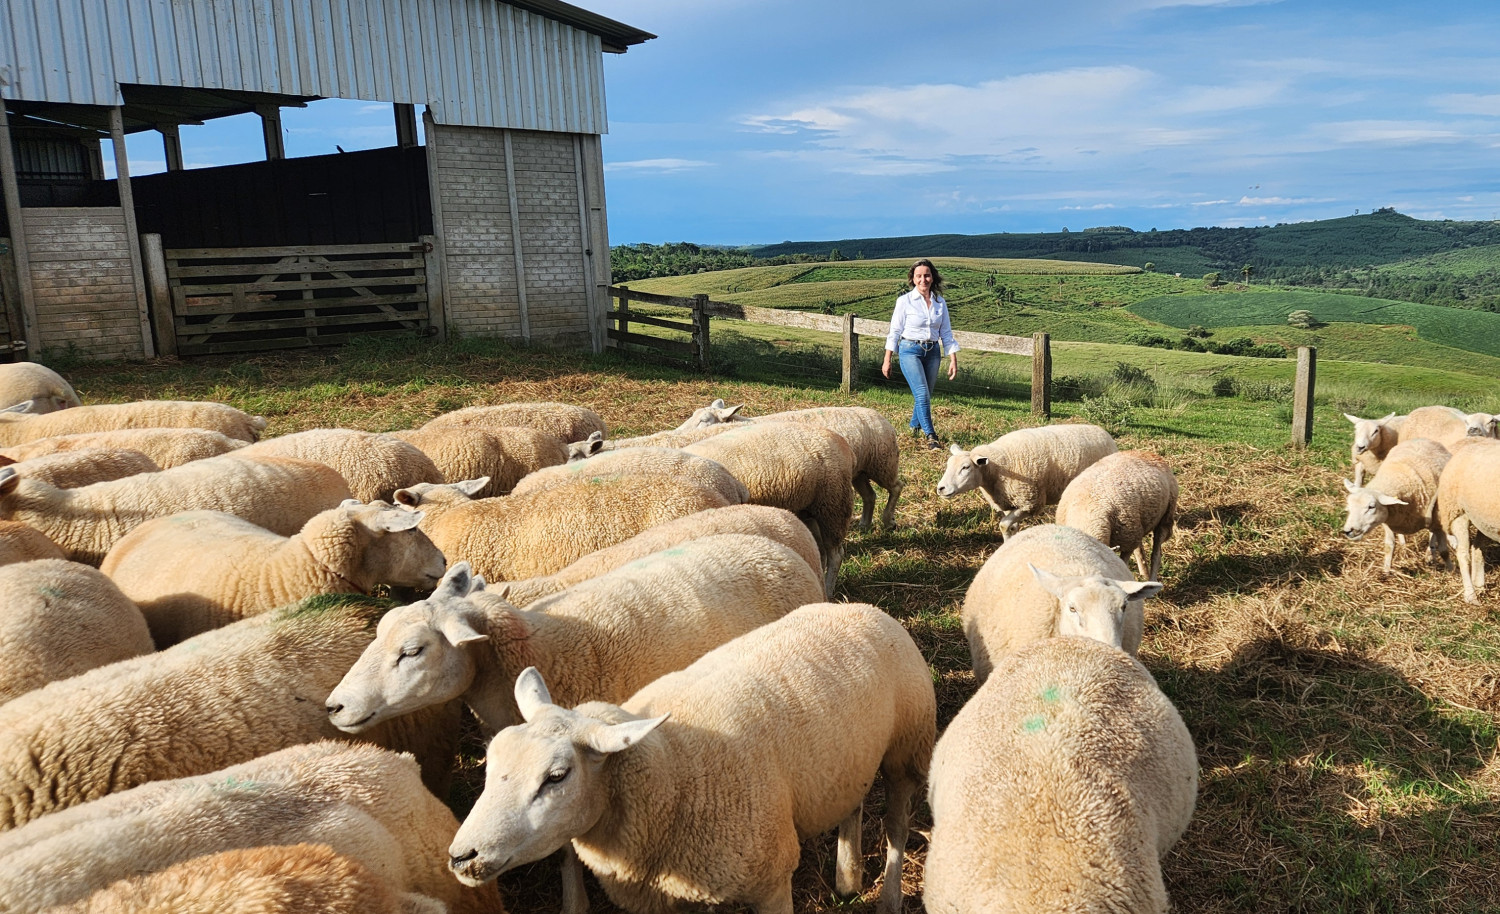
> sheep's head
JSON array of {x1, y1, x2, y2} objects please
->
[
  {"x1": 566, "y1": 432, "x2": 605, "y2": 462},
  {"x1": 393, "y1": 477, "x2": 488, "y2": 510},
  {"x1": 1030, "y1": 564, "x2": 1161, "y2": 649},
  {"x1": 323, "y1": 500, "x2": 446, "y2": 592},
  {"x1": 325, "y1": 562, "x2": 487, "y2": 733},
  {"x1": 1345, "y1": 412, "x2": 1396, "y2": 455},
  {"x1": 674, "y1": 398, "x2": 746, "y2": 432},
  {"x1": 937, "y1": 443, "x2": 997, "y2": 498},
  {"x1": 448, "y1": 667, "x2": 668, "y2": 886},
  {"x1": 1465, "y1": 413, "x2": 1498, "y2": 438},
  {"x1": 1340, "y1": 479, "x2": 1407, "y2": 539}
]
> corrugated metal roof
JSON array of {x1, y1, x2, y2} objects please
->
[{"x1": 0, "y1": 0, "x2": 643, "y2": 133}]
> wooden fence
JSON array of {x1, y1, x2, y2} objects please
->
[
  {"x1": 146, "y1": 237, "x2": 438, "y2": 356},
  {"x1": 608, "y1": 285, "x2": 1053, "y2": 416}
]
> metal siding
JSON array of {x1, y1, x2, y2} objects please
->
[{"x1": 0, "y1": 0, "x2": 607, "y2": 133}]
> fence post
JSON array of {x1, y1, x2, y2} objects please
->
[
  {"x1": 615, "y1": 285, "x2": 629, "y2": 350},
  {"x1": 419, "y1": 234, "x2": 446, "y2": 343},
  {"x1": 1292, "y1": 346, "x2": 1316, "y2": 448},
  {"x1": 1031, "y1": 332, "x2": 1052, "y2": 418},
  {"x1": 140, "y1": 233, "x2": 177, "y2": 358},
  {"x1": 693, "y1": 294, "x2": 710, "y2": 371},
  {"x1": 841, "y1": 313, "x2": 858, "y2": 393}
]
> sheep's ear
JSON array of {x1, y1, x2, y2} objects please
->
[
  {"x1": 392, "y1": 487, "x2": 422, "y2": 508},
  {"x1": 1028, "y1": 564, "x2": 1072, "y2": 601},
  {"x1": 1344, "y1": 413, "x2": 1362, "y2": 424},
  {"x1": 973, "y1": 454, "x2": 989, "y2": 466},
  {"x1": 455, "y1": 477, "x2": 489, "y2": 497},
  {"x1": 514, "y1": 667, "x2": 554, "y2": 722},
  {"x1": 373, "y1": 509, "x2": 424, "y2": 533},
  {"x1": 434, "y1": 562, "x2": 473, "y2": 598},
  {"x1": 1376, "y1": 493, "x2": 1408, "y2": 506},
  {"x1": 0, "y1": 400, "x2": 34, "y2": 414},
  {"x1": 0, "y1": 467, "x2": 17, "y2": 494},
  {"x1": 708, "y1": 398, "x2": 726, "y2": 409},
  {"x1": 0, "y1": 456, "x2": 13, "y2": 468},
  {"x1": 1342, "y1": 478, "x2": 1357, "y2": 493},
  {"x1": 341, "y1": 498, "x2": 363, "y2": 508},
  {"x1": 586, "y1": 714, "x2": 669, "y2": 755},
  {"x1": 437, "y1": 608, "x2": 487, "y2": 648},
  {"x1": 468, "y1": 574, "x2": 488, "y2": 594},
  {"x1": 1116, "y1": 579, "x2": 1164, "y2": 601},
  {"x1": 578, "y1": 432, "x2": 605, "y2": 457},
  {"x1": 1380, "y1": 413, "x2": 1397, "y2": 423},
  {"x1": 948, "y1": 442, "x2": 964, "y2": 456},
  {"x1": 718, "y1": 404, "x2": 744, "y2": 419}
]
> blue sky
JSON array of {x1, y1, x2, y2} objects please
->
[{"x1": 116, "y1": 0, "x2": 1500, "y2": 246}]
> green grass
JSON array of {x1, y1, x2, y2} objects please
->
[
  {"x1": 1130, "y1": 288, "x2": 1500, "y2": 357},
  {"x1": 1376, "y1": 243, "x2": 1500, "y2": 278}
]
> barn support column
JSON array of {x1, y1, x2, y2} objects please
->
[
  {"x1": 421, "y1": 108, "x2": 451, "y2": 343},
  {"x1": 159, "y1": 125, "x2": 184, "y2": 171},
  {"x1": 501, "y1": 129, "x2": 531, "y2": 344},
  {"x1": 108, "y1": 106, "x2": 156, "y2": 358},
  {"x1": 257, "y1": 105, "x2": 285, "y2": 160},
  {"x1": 0, "y1": 101, "x2": 39, "y2": 353},
  {"x1": 83, "y1": 137, "x2": 106, "y2": 180},
  {"x1": 578, "y1": 133, "x2": 610, "y2": 354},
  {"x1": 394, "y1": 104, "x2": 418, "y2": 148}
]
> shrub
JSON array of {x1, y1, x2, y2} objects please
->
[
  {"x1": 1128, "y1": 332, "x2": 1172, "y2": 349},
  {"x1": 1078, "y1": 393, "x2": 1134, "y2": 436},
  {"x1": 1186, "y1": 325, "x2": 1213, "y2": 339},
  {"x1": 1111, "y1": 362, "x2": 1154, "y2": 387},
  {"x1": 1287, "y1": 309, "x2": 1318, "y2": 328},
  {"x1": 1203, "y1": 272, "x2": 1221, "y2": 287},
  {"x1": 1177, "y1": 336, "x2": 1207, "y2": 353},
  {"x1": 1212, "y1": 377, "x2": 1237, "y2": 398},
  {"x1": 1237, "y1": 380, "x2": 1294, "y2": 402},
  {"x1": 1143, "y1": 262, "x2": 1156, "y2": 272},
  {"x1": 1052, "y1": 375, "x2": 1106, "y2": 402}
]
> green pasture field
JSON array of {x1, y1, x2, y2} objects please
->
[
  {"x1": 1374, "y1": 243, "x2": 1500, "y2": 278},
  {"x1": 1130, "y1": 289, "x2": 1500, "y2": 357},
  {"x1": 48, "y1": 311, "x2": 1500, "y2": 912}
]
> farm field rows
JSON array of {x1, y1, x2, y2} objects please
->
[{"x1": 57, "y1": 330, "x2": 1500, "y2": 914}]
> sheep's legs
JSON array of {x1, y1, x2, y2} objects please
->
[
  {"x1": 853, "y1": 478, "x2": 877, "y2": 533},
  {"x1": 1428, "y1": 527, "x2": 1451, "y2": 568},
  {"x1": 1353, "y1": 463, "x2": 1365, "y2": 487},
  {"x1": 559, "y1": 846, "x2": 588, "y2": 914},
  {"x1": 836, "y1": 802, "x2": 863, "y2": 896},
  {"x1": 1453, "y1": 518, "x2": 1478, "y2": 604},
  {"x1": 880, "y1": 479, "x2": 904, "y2": 530},
  {"x1": 1132, "y1": 545, "x2": 1149, "y2": 580},
  {"x1": 1382, "y1": 525, "x2": 1396, "y2": 574},
  {"x1": 754, "y1": 880, "x2": 794, "y2": 914},
  {"x1": 878, "y1": 775, "x2": 917, "y2": 914}
]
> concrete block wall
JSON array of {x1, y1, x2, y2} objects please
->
[
  {"x1": 23, "y1": 207, "x2": 146, "y2": 360},
  {"x1": 429, "y1": 125, "x2": 524, "y2": 340},
  {"x1": 510, "y1": 131, "x2": 590, "y2": 348}
]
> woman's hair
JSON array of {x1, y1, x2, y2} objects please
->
[{"x1": 908, "y1": 258, "x2": 945, "y2": 294}]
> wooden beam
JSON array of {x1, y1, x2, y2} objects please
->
[
  {"x1": 109, "y1": 106, "x2": 156, "y2": 358},
  {"x1": 257, "y1": 105, "x2": 284, "y2": 160},
  {"x1": 421, "y1": 109, "x2": 450, "y2": 343},
  {"x1": 1031, "y1": 332, "x2": 1051, "y2": 418},
  {"x1": 1293, "y1": 346, "x2": 1316, "y2": 448},
  {"x1": 159, "y1": 125, "x2": 184, "y2": 171},
  {"x1": 394, "y1": 104, "x2": 418, "y2": 148},
  {"x1": 841, "y1": 312, "x2": 857, "y2": 394},
  {"x1": 0, "y1": 101, "x2": 39, "y2": 354},
  {"x1": 141, "y1": 233, "x2": 177, "y2": 357},
  {"x1": 502, "y1": 129, "x2": 530, "y2": 343}
]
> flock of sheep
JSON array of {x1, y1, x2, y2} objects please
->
[{"x1": 0, "y1": 353, "x2": 1493, "y2": 914}]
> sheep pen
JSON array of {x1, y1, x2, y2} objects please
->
[{"x1": 45, "y1": 339, "x2": 1500, "y2": 914}]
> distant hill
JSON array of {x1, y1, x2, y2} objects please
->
[{"x1": 741, "y1": 210, "x2": 1500, "y2": 310}]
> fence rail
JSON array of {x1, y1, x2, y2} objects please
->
[{"x1": 608, "y1": 285, "x2": 1052, "y2": 416}]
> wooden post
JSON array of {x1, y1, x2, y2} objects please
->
[
  {"x1": 1293, "y1": 346, "x2": 1316, "y2": 448},
  {"x1": 258, "y1": 106, "x2": 285, "y2": 160},
  {"x1": 394, "y1": 104, "x2": 418, "y2": 148},
  {"x1": 421, "y1": 109, "x2": 452, "y2": 341},
  {"x1": 841, "y1": 312, "x2": 858, "y2": 393},
  {"x1": 159, "y1": 125, "x2": 184, "y2": 172},
  {"x1": 140, "y1": 233, "x2": 177, "y2": 357},
  {"x1": 693, "y1": 294, "x2": 710, "y2": 371},
  {"x1": 110, "y1": 107, "x2": 156, "y2": 359},
  {"x1": 616, "y1": 285, "x2": 629, "y2": 348},
  {"x1": 1031, "y1": 332, "x2": 1052, "y2": 418},
  {"x1": 501, "y1": 130, "x2": 530, "y2": 343},
  {"x1": 0, "y1": 101, "x2": 39, "y2": 353},
  {"x1": 420, "y1": 234, "x2": 446, "y2": 342}
]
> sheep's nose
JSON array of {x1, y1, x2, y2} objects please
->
[
  {"x1": 450, "y1": 849, "x2": 478, "y2": 868},
  {"x1": 326, "y1": 702, "x2": 343, "y2": 716}
]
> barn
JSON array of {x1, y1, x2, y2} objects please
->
[{"x1": 0, "y1": 0, "x2": 652, "y2": 360}]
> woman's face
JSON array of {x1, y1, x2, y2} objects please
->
[{"x1": 913, "y1": 265, "x2": 934, "y2": 293}]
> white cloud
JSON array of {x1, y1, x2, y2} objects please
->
[
  {"x1": 1320, "y1": 120, "x2": 1465, "y2": 144},
  {"x1": 357, "y1": 103, "x2": 390, "y2": 115},
  {"x1": 1191, "y1": 199, "x2": 1233, "y2": 206},
  {"x1": 1237, "y1": 195, "x2": 1335, "y2": 205},
  {"x1": 1430, "y1": 93, "x2": 1500, "y2": 117},
  {"x1": 605, "y1": 158, "x2": 713, "y2": 173}
]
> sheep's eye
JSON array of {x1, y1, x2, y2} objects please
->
[
  {"x1": 1067, "y1": 605, "x2": 1080, "y2": 615},
  {"x1": 544, "y1": 768, "x2": 570, "y2": 786},
  {"x1": 398, "y1": 645, "x2": 424, "y2": 662}
]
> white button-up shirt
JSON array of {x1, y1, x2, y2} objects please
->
[{"x1": 885, "y1": 289, "x2": 960, "y2": 354}]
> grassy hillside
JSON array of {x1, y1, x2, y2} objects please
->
[
  {"x1": 56, "y1": 332, "x2": 1500, "y2": 913},
  {"x1": 1129, "y1": 289, "x2": 1500, "y2": 357}
]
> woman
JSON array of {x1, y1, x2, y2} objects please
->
[{"x1": 883, "y1": 259, "x2": 959, "y2": 449}]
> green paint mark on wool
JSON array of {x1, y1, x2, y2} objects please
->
[
  {"x1": 1040, "y1": 684, "x2": 1062, "y2": 704},
  {"x1": 1022, "y1": 715, "x2": 1047, "y2": 734},
  {"x1": 37, "y1": 586, "x2": 64, "y2": 600}
]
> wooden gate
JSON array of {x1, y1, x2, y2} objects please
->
[{"x1": 160, "y1": 241, "x2": 432, "y2": 355}]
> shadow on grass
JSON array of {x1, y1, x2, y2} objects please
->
[
  {"x1": 1148, "y1": 623, "x2": 1499, "y2": 914},
  {"x1": 1172, "y1": 547, "x2": 1346, "y2": 599}
]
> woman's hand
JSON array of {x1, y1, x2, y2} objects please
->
[
  {"x1": 882, "y1": 352, "x2": 892, "y2": 378},
  {"x1": 948, "y1": 354, "x2": 958, "y2": 381}
]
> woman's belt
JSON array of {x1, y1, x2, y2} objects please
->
[{"x1": 902, "y1": 338, "x2": 939, "y2": 349}]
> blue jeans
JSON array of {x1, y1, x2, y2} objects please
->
[{"x1": 897, "y1": 339, "x2": 941, "y2": 437}]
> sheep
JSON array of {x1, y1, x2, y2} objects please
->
[
  {"x1": 390, "y1": 424, "x2": 567, "y2": 497},
  {"x1": 448, "y1": 601, "x2": 936, "y2": 914},
  {"x1": 496, "y1": 504, "x2": 821, "y2": 606},
  {"x1": 43, "y1": 844, "x2": 445, "y2": 914},
  {"x1": 1397, "y1": 405, "x2": 1483, "y2": 450},
  {"x1": 0, "y1": 399, "x2": 266, "y2": 446},
  {"x1": 0, "y1": 447, "x2": 159, "y2": 488},
  {"x1": 423, "y1": 401, "x2": 605, "y2": 443},
  {"x1": 0, "y1": 427, "x2": 250, "y2": 467},
  {"x1": 682, "y1": 421, "x2": 856, "y2": 595},
  {"x1": 923, "y1": 636, "x2": 1198, "y2": 914},
  {"x1": 1341, "y1": 437, "x2": 1451, "y2": 574},
  {"x1": 0, "y1": 361, "x2": 80, "y2": 414},
  {"x1": 0, "y1": 559, "x2": 153, "y2": 703},
  {"x1": 392, "y1": 474, "x2": 731, "y2": 583},
  {"x1": 0, "y1": 520, "x2": 64, "y2": 567},
  {"x1": 686, "y1": 403, "x2": 903, "y2": 533},
  {"x1": 1465, "y1": 411, "x2": 1498, "y2": 439},
  {"x1": 235, "y1": 429, "x2": 444, "y2": 503},
  {"x1": 582, "y1": 422, "x2": 735, "y2": 456},
  {"x1": 0, "y1": 741, "x2": 500, "y2": 914},
  {"x1": 101, "y1": 501, "x2": 446, "y2": 647},
  {"x1": 961, "y1": 524, "x2": 1163, "y2": 684},
  {"x1": 0, "y1": 593, "x2": 462, "y2": 830},
  {"x1": 1436, "y1": 437, "x2": 1500, "y2": 604},
  {"x1": 937, "y1": 423, "x2": 1118, "y2": 540},
  {"x1": 0, "y1": 453, "x2": 353, "y2": 565},
  {"x1": 328, "y1": 534, "x2": 825, "y2": 735},
  {"x1": 1345, "y1": 412, "x2": 1404, "y2": 486},
  {"x1": 1055, "y1": 449, "x2": 1178, "y2": 581},
  {"x1": 510, "y1": 446, "x2": 750, "y2": 506}
]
